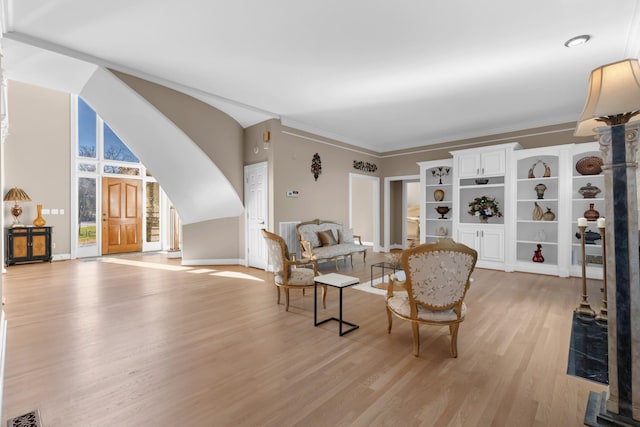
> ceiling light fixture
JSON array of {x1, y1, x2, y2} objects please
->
[{"x1": 564, "y1": 34, "x2": 590, "y2": 48}]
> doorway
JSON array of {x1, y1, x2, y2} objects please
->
[
  {"x1": 101, "y1": 177, "x2": 143, "y2": 254},
  {"x1": 349, "y1": 173, "x2": 380, "y2": 251},
  {"x1": 245, "y1": 162, "x2": 269, "y2": 269},
  {"x1": 384, "y1": 174, "x2": 420, "y2": 250}
]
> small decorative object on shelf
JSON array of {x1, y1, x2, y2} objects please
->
[
  {"x1": 474, "y1": 178, "x2": 489, "y2": 185},
  {"x1": 575, "y1": 156, "x2": 603, "y2": 175},
  {"x1": 574, "y1": 229, "x2": 601, "y2": 244},
  {"x1": 532, "y1": 244, "x2": 544, "y2": 263},
  {"x1": 435, "y1": 206, "x2": 450, "y2": 219},
  {"x1": 534, "y1": 183, "x2": 547, "y2": 199},
  {"x1": 528, "y1": 160, "x2": 551, "y2": 178},
  {"x1": 433, "y1": 189, "x2": 445, "y2": 201},
  {"x1": 311, "y1": 153, "x2": 322, "y2": 181},
  {"x1": 436, "y1": 226, "x2": 448, "y2": 236},
  {"x1": 431, "y1": 167, "x2": 450, "y2": 184},
  {"x1": 532, "y1": 202, "x2": 543, "y2": 220},
  {"x1": 535, "y1": 229, "x2": 546, "y2": 242},
  {"x1": 583, "y1": 203, "x2": 600, "y2": 221},
  {"x1": 33, "y1": 204, "x2": 46, "y2": 226},
  {"x1": 468, "y1": 196, "x2": 502, "y2": 223},
  {"x1": 578, "y1": 182, "x2": 601, "y2": 199},
  {"x1": 542, "y1": 208, "x2": 555, "y2": 221}
]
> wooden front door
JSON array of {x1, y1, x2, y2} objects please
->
[{"x1": 102, "y1": 177, "x2": 142, "y2": 254}]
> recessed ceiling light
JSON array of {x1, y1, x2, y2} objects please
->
[{"x1": 564, "y1": 35, "x2": 591, "y2": 48}]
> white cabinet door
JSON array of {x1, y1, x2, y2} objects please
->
[
  {"x1": 479, "y1": 228, "x2": 504, "y2": 262},
  {"x1": 457, "y1": 225, "x2": 504, "y2": 263},
  {"x1": 457, "y1": 227, "x2": 479, "y2": 252},
  {"x1": 457, "y1": 153, "x2": 481, "y2": 179},
  {"x1": 480, "y1": 150, "x2": 505, "y2": 176}
]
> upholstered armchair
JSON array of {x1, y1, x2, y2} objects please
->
[
  {"x1": 386, "y1": 238, "x2": 477, "y2": 357},
  {"x1": 261, "y1": 229, "x2": 326, "y2": 311}
]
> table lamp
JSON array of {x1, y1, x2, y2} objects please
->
[{"x1": 3, "y1": 187, "x2": 31, "y2": 227}]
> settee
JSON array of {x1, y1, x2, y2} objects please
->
[{"x1": 296, "y1": 219, "x2": 367, "y2": 270}]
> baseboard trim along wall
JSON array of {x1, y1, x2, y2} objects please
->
[{"x1": 181, "y1": 258, "x2": 246, "y2": 266}]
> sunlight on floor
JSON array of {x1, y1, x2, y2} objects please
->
[
  {"x1": 97, "y1": 256, "x2": 265, "y2": 282},
  {"x1": 211, "y1": 271, "x2": 264, "y2": 282},
  {"x1": 98, "y1": 257, "x2": 193, "y2": 271}
]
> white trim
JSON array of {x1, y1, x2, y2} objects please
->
[
  {"x1": 52, "y1": 253, "x2": 71, "y2": 262},
  {"x1": 348, "y1": 173, "x2": 381, "y2": 252}
]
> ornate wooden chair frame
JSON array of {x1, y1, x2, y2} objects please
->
[
  {"x1": 262, "y1": 229, "x2": 326, "y2": 311},
  {"x1": 386, "y1": 238, "x2": 477, "y2": 357}
]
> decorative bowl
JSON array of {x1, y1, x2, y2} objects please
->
[
  {"x1": 575, "y1": 156, "x2": 603, "y2": 175},
  {"x1": 435, "y1": 206, "x2": 450, "y2": 219},
  {"x1": 475, "y1": 178, "x2": 489, "y2": 185}
]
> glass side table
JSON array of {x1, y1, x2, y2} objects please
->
[{"x1": 370, "y1": 262, "x2": 400, "y2": 287}]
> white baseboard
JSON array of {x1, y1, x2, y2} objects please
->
[
  {"x1": 181, "y1": 258, "x2": 245, "y2": 266},
  {"x1": 52, "y1": 253, "x2": 71, "y2": 262}
]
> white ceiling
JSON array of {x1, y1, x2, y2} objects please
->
[{"x1": 2, "y1": 0, "x2": 640, "y2": 152}]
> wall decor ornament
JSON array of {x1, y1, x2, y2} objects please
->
[
  {"x1": 433, "y1": 189, "x2": 445, "y2": 201},
  {"x1": 352, "y1": 160, "x2": 377, "y2": 173},
  {"x1": 311, "y1": 153, "x2": 322, "y2": 181},
  {"x1": 528, "y1": 160, "x2": 551, "y2": 178}
]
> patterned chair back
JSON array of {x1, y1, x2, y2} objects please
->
[
  {"x1": 261, "y1": 229, "x2": 289, "y2": 275},
  {"x1": 402, "y1": 238, "x2": 477, "y2": 312}
]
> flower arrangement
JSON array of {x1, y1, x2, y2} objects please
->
[{"x1": 468, "y1": 195, "x2": 502, "y2": 221}]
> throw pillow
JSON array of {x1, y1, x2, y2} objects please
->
[
  {"x1": 339, "y1": 228, "x2": 355, "y2": 244},
  {"x1": 318, "y1": 230, "x2": 337, "y2": 247}
]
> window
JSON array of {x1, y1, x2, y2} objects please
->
[
  {"x1": 103, "y1": 123, "x2": 138, "y2": 162},
  {"x1": 78, "y1": 177, "x2": 97, "y2": 246},
  {"x1": 78, "y1": 98, "x2": 97, "y2": 158}
]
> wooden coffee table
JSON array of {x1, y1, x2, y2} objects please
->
[{"x1": 314, "y1": 273, "x2": 360, "y2": 336}]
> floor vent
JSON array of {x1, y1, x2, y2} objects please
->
[{"x1": 6, "y1": 410, "x2": 41, "y2": 427}]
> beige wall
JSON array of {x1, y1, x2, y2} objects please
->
[
  {"x1": 4, "y1": 81, "x2": 71, "y2": 256},
  {"x1": 351, "y1": 175, "x2": 375, "y2": 242},
  {"x1": 113, "y1": 72, "x2": 246, "y2": 261},
  {"x1": 268, "y1": 125, "x2": 380, "y2": 231}
]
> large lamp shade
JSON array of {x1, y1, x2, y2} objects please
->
[{"x1": 575, "y1": 58, "x2": 640, "y2": 136}]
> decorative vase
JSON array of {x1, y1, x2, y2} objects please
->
[
  {"x1": 532, "y1": 244, "x2": 544, "y2": 263},
  {"x1": 528, "y1": 160, "x2": 551, "y2": 178},
  {"x1": 578, "y1": 182, "x2": 601, "y2": 199},
  {"x1": 433, "y1": 189, "x2": 445, "y2": 201},
  {"x1": 33, "y1": 204, "x2": 46, "y2": 226},
  {"x1": 532, "y1": 202, "x2": 543, "y2": 221},
  {"x1": 584, "y1": 203, "x2": 600, "y2": 221},
  {"x1": 534, "y1": 183, "x2": 547, "y2": 199},
  {"x1": 542, "y1": 208, "x2": 555, "y2": 221}
]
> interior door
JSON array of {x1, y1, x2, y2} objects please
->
[
  {"x1": 245, "y1": 162, "x2": 268, "y2": 269},
  {"x1": 102, "y1": 177, "x2": 143, "y2": 254}
]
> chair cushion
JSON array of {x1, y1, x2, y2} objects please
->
[
  {"x1": 387, "y1": 295, "x2": 466, "y2": 322},
  {"x1": 275, "y1": 267, "x2": 315, "y2": 286}
]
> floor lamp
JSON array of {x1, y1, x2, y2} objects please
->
[{"x1": 575, "y1": 58, "x2": 640, "y2": 426}]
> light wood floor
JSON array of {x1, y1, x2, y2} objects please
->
[{"x1": 1, "y1": 251, "x2": 607, "y2": 426}]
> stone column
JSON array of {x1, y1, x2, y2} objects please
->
[{"x1": 596, "y1": 122, "x2": 640, "y2": 424}]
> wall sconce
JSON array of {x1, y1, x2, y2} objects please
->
[
  {"x1": 263, "y1": 130, "x2": 271, "y2": 150},
  {"x1": 3, "y1": 187, "x2": 31, "y2": 227}
]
